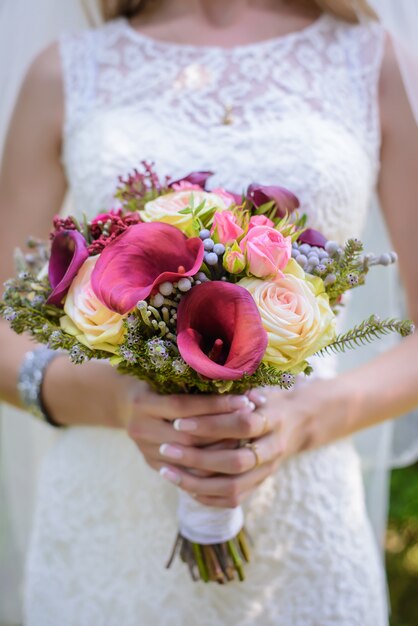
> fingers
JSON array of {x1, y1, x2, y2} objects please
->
[
  {"x1": 159, "y1": 429, "x2": 282, "y2": 475},
  {"x1": 247, "y1": 388, "x2": 269, "y2": 408},
  {"x1": 159, "y1": 460, "x2": 277, "y2": 508},
  {"x1": 172, "y1": 408, "x2": 275, "y2": 440},
  {"x1": 159, "y1": 442, "x2": 257, "y2": 475},
  {"x1": 128, "y1": 416, "x2": 203, "y2": 448},
  {"x1": 138, "y1": 390, "x2": 254, "y2": 421}
]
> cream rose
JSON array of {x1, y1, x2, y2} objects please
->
[
  {"x1": 141, "y1": 190, "x2": 231, "y2": 236},
  {"x1": 239, "y1": 259, "x2": 336, "y2": 373},
  {"x1": 60, "y1": 256, "x2": 126, "y2": 353}
]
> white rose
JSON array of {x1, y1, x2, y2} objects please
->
[
  {"x1": 239, "y1": 259, "x2": 336, "y2": 373},
  {"x1": 60, "y1": 256, "x2": 126, "y2": 353}
]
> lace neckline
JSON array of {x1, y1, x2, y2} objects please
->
[{"x1": 118, "y1": 13, "x2": 330, "y2": 55}]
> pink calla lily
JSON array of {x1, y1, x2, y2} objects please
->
[
  {"x1": 247, "y1": 183, "x2": 300, "y2": 217},
  {"x1": 47, "y1": 230, "x2": 89, "y2": 307},
  {"x1": 177, "y1": 281, "x2": 268, "y2": 380},
  {"x1": 91, "y1": 223, "x2": 204, "y2": 314},
  {"x1": 169, "y1": 171, "x2": 214, "y2": 190},
  {"x1": 297, "y1": 228, "x2": 327, "y2": 248}
]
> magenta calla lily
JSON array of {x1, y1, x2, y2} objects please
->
[
  {"x1": 247, "y1": 184, "x2": 300, "y2": 217},
  {"x1": 91, "y1": 222, "x2": 204, "y2": 314},
  {"x1": 297, "y1": 228, "x2": 327, "y2": 248},
  {"x1": 177, "y1": 281, "x2": 268, "y2": 380},
  {"x1": 47, "y1": 230, "x2": 89, "y2": 307},
  {"x1": 169, "y1": 171, "x2": 214, "y2": 190}
]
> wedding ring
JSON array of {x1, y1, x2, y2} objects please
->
[{"x1": 244, "y1": 442, "x2": 262, "y2": 468}]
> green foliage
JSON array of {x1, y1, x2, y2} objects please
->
[
  {"x1": 178, "y1": 198, "x2": 216, "y2": 234},
  {"x1": 389, "y1": 465, "x2": 418, "y2": 524},
  {"x1": 325, "y1": 238, "x2": 367, "y2": 304},
  {"x1": 0, "y1": 274, "x2": 111, "y2": 363},
  {"x1": 387, "y1": 464, "x2": 418, "y2": 626},
  {"x1": 315, "y1": 315, "x2": 414, "y2": 357}
]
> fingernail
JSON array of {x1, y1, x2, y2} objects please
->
[
  {"x1": 160, "y1": 444, "x2": 184, "y2": 460},
  {"x1": 160, "y1": 467, "x2": 181, "y2": 485},
  {"x1": 230, "y1": 396, "x2": 251, "y2": 410},
  {"x1": 250, "y1": 391, "x2": 267, "y2": 405},
  {"x1": 174, "y1": 419, "x2": 198, "y2": 432}
]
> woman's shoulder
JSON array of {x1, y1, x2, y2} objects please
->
[
  {"x1": 24, "y1": 42, "x2": 62, "y2": 95},
  {"x1": 18, "y1": 42, "x2": 64, "y2": 139}
]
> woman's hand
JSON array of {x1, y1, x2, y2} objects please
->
[
  {"x1": 42, "y1": 355, "x2": 256, "y2": 475},
  {"x1": 125, "y1": 386, "x2": 255, "y2": 474},
  {"x1": 158, "y1": 379, "x2": 352, "y2": 508}
]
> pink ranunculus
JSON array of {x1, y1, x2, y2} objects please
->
[
  {"x1": 248, "y1": 215, "x2": 274, "y2": 230},
  {"x1": 211, "y1": 211, "x2": 244, "y2": 245},
  {"x1": 91, "y1": 223, "x2": 204, "y2": 314},
  {"x1": 170, "y1": 181, "x2": 204, "y2": 192},
  {"x1": 240, "y1": 226, "x2": 292, "y2": 278},
  {"x1": 177, "y1": 281, "x2": 268, "y2": 380},
  {"x1": 246, "y1": 184, "x2": 300, "y2": 218},
  {"x1": 169, "y1": 171, "x2": 214, "y2": 191},
  {"x1": 47, "y1": 230, "x2": 90, "y2": 307}
]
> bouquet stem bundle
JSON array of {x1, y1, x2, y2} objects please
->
[{"x1": 168, "y1": 528, "x2": 251, "y2": 583}]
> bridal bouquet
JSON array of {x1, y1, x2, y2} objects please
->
[{"x1": 1, "y1": 164, "x2": 413, "y2": 584}]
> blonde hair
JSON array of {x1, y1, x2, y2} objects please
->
[{"x1": 100, "y1": 0, "x2": 376, "y2": 23}]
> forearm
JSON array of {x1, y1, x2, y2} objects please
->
[
  {"x1": 42, "y1": 355, "x2": 134, "y2": 429},
  {"x1": 0, "y1": 320, "x2": 35, "y2": 407},
  {"x1": 331, "y1": 332, "x2": 418, "y2": 435},
  {"x1": 0, "y1": 319, "x2": 134, "y2": 428}
]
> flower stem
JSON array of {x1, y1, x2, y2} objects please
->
[
  {"x1": 192, "y1": 543, "x2": 209, "y2": 582},
  {"x1": 227, "y1": 539, "x2": 245, "y2": 581}
]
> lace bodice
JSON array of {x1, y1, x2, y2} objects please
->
[
  {"x1": 24, "y1": 15, "x2": 388, "y2": 626},
  {"x1": 60, "y1": 14, "x2": 384, "y2": 242}
]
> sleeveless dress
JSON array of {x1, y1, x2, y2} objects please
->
[{"x1": 24, "y1": 14, "x2": 389, "y2": 626}]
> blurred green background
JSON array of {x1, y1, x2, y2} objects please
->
[{"x1": 387, "y1": 463, "x2": 418, "y2": 626}]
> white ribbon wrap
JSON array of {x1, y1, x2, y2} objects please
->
[{"x1": 178, "y1": 491, "x2": 244, "y2": 544}]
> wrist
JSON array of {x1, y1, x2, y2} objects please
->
[
  {"x1": 18, "y1": 347, "x2": 65, "y2": 427},
  {"x1": 291, "y1": 377, "x2": 355, "y2": 449},
  {"x1": 42, "y1": 357, "x2": 135, "y2": 428}
]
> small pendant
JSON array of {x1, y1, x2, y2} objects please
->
[
  {"x1": 222, "y1": 104, "x2": 234, "y2": 126},
  {"x1": 174, "y1": 63, "x2": 212, "y2": 90}
]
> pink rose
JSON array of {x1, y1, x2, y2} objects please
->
[
  {"x1": 240, "y1": 226, "x2": 291, "y2": 278},
  {"x1": 248, "y1": 215, "x2": 274, "y2": 230},
  {"x1": 211, "y1": 211, "x2": 244, "y2": 245}
]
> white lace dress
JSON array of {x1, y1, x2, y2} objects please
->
[{"x1": 24, "y1": 14, "x2": 389, "y2": 626}]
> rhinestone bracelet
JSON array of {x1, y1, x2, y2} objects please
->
[{"x1": 18, "y1": 347, "x2": 64, "y2": 427}]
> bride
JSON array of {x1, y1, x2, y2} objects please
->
[{"x1": 0, "y1": 0, "x2": 417, "y2": 624}]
